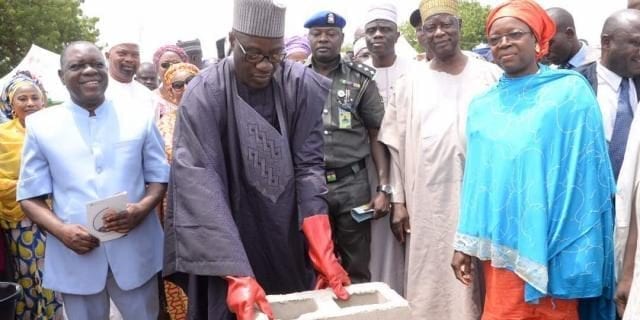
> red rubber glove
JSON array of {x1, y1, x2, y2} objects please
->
[
  {"x1": 225, "y1": 276, "x2": 274, "y2": 320},
  {"x1": 301, "y1": 214, "x2": 351, "y2": 300}
]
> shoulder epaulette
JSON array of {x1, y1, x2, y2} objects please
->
[{"x1": 345, "y1": 60, "x2": 376, "y2": 79}]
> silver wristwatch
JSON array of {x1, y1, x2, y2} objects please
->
[{"x1": 376, "y1": 184, "x2": 393, "y2": 195}]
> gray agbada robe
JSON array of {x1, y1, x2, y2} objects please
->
[{"x1": 163, "y1": 57, "x2": 331, "y2": 318}]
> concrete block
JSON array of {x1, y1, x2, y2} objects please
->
[{"x1": 255, "y1": 282, "x2": 410, "y2": 320}]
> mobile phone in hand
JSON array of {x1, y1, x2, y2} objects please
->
[{"x1": 351, "y1": 205, "x2": 374, "y2": 223}]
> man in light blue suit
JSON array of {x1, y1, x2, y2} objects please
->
[{"x1": 17, "y1": 41, "x2": 169, "y2": 320}]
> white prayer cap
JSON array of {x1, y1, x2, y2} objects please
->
[
  {"x1": 106, "y1": 32, "x2": 140, "y2": 50},
  {"x1": 364, "y1": 3, "x2": 398, "y2": 26}
]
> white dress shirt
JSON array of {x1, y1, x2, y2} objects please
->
[
  {"x1": 596, "y1": 62, "x2": 637, "y2": 141},
  {"x1": 106, "y1": 76, "x2": 155, "y2": 116}
]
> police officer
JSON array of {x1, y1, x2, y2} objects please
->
[{"x1": 305, "y1": 11, "x2": 391, "y2": 283}]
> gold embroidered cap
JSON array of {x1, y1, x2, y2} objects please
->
[{"x1": 419, "y1": 0, "x2": 459, "y2": 22}]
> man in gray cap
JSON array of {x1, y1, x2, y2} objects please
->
[
  {"x1": 306, "y1": 10, "x2": 389, "y2": 285},
  {"x1": 177, "y1": 39, "x2": 204, "y2": 68},
  {"x1": 163, "y1": 0, "x2": 350, "y2": 319}
]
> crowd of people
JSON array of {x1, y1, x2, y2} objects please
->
[{"x1": 1, "y1": 0, "x2": 640, "y2": 319}]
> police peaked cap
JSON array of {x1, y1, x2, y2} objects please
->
[{"x1": 304, "y1": 11, "x2": 346, "y2": 29}]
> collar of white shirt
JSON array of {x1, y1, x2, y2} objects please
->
[
  {"x1": 567, "y1": 44, "x2": 587, "y2": 68},
  {"x1": 597, "y1": 61, "x2": 624, "y2": 93}
]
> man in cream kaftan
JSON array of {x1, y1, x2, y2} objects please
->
[
  {"x1": 615, "y1": 113, "x2": 640, "y2": 319},
  {"x1": 379, "y1": 56, "x2": 501, "y2": 319}
]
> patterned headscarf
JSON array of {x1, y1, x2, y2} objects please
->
[
  {"x1": 284, "y1": 35, "x2": 311, "y2": 57},
  {"x1": 1, "y1": 71, "x2": 44, "y2": 120},
  {"x1": 486, "y1": 0, "x2": 556, "y2": 60},
  {"x1": 153, "y1": 45, "x2": 189, "y2": 69},
  {"x1": 163, "y1": 63, "x2": 200, "y2": 85}
]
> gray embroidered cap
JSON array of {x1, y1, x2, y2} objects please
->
[{"x1": 233, "y1": 0, "x2": 286, "y2": 38}]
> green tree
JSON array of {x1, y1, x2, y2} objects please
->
[
  {"x1": 459, "y1": 0, "x2": 491, "y2": 50},
  {"x1": 399, "y1": 0, "x2": 491, "y2": 52},
  {"x1": 399, "y1": 21, "x2": 423, "y2": 53},
  {"x1": 0, "y1": 0, "x2": 100, "y2": 76},
  {"x1": 342, "y1": 43, "x2": 353, "y2": 53}
]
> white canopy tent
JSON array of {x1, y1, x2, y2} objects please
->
[{"x1": 0, "y1": 44, "x2": 68, "y2": 103}]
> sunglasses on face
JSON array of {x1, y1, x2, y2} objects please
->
[
  {"x1": 171, "y1": 76, "x2": 195, "y2": 90},
  {"x1": 161, "y1": 61, "x2": 179, "y2": 69}
]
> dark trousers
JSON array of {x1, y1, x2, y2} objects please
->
[
  {"x1": 329, "y1": 211, "x2": 371, "y2": 283},
  {"x1": 185, "y1": 275, "x2": 234, "y2": 320},
  {"x1": 326, "y1": 167, "x2": 372, "y2": 283}
]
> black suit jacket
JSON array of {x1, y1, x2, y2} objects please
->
[{"x1": 575, "y1": 61, "x2": 640, "y2": 102}]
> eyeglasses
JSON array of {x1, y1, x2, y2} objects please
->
[
  {"x1": 236, "y1": 40, "x2": 286, "y2": 64},
  {"x1": 487, "y1": 31, "x2": 531, "y2": 47},
  {"x1": 160, "y1": 61, "x2": 179, "y2": 69},
  {"x1": 171, "y1": 75, "x2": 195, "y2": 90},
  {"x1": 422, "y1": 19, "x2": 458, "y2": 33}
]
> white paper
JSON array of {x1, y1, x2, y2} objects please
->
[{"x1": 86, "y1": 192, "x2": 128, "y2": 241}]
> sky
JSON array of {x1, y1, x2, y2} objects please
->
[{"x1": 81, "y1": 0, "x2": 627, "y2": 62}]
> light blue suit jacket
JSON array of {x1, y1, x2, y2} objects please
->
[{"x1": 17, "y1": 99, "x2": 169, "y2": 294}]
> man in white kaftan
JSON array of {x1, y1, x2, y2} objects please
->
[
  {"x1": 614, "y1": 113, "x2": 640, "y2": 319},
  {"x1": 104, "y1": 40, "x2": 154, "y2": 116},
  {"x1": 362, "y1": 3, "x2": 413, "y2": 296},
  {"x1": 378, "y1": 0, "x2": 502, "y2": 318}
]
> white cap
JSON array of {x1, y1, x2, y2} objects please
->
[
  {"x1": 364, "y1": 3, "x2": 398, "y2": 26},
  {"x1": 107, "y1": 32, "x2": 140, "y2": 49}
]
